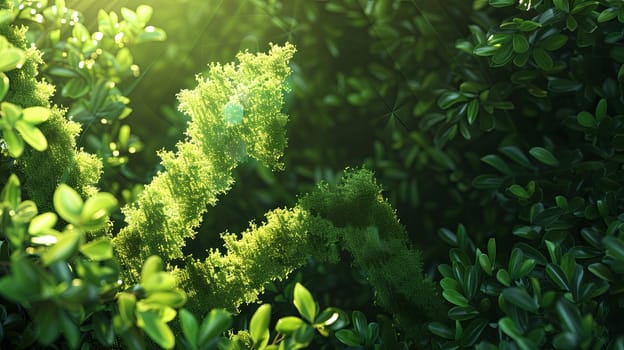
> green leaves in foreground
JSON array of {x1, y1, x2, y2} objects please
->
[
  {"x1": 114, "y1": 256, "x2": 187, "y2": 350},
  {"x1": 0, "y1": 35, "x2": 50, "y2": 158},
  {"x1": 0, "y1": 102, "x2": 51, "y2": 158}
]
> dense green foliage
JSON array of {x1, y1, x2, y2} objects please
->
[{"x1": 2, "y1": 0, "x2": 624, "y2": 349}]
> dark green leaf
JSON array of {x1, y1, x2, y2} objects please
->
[
  {"x1": 529, "y1": 147, "x2": 559, "y2": 166},
  {"x1": 588, "y1": 263, "x2": 613, "y2": 281},
  {"x1": 438, "y1": 91, "x2": 468, "y2": 109},
  {"x1": 472, "y1": 174, "x2": 504, "y2": 189},
  {"x1": 500, "y1": 145, "x2": 533, "y2": 168},
  {"x1": 508, "y1": 184, "x2": 530, "y2": 199},
  {"x1": 512, "y1": 34, "x2": 530, "y2": 53},
  {"x1": 548, "y1": 78, "x2": 582, "y2": 93},
  {"x1": 59, "y1": 311, "x2": 79, "y2": 349},
  {"x1": 34, "y1": 303, "x2": 60, "y2": 345},
  {"x1": 532, "y1": 48, "x2": 553, "y2": 70},
  {"x1": 473, "y1": 45, "x2": 499, "y2": 56},
  {"x1": 603, "y1": 236, "x2": 624, "y2": 261},
  {"x1": 539, "y1": 34, "x2": 568, "y2": 51},
  {"x1": 62, "y1": 78, "x2": 89, "y2": 99},
  {"x1": 481, "y1": 154, "x2": 512, "y2": 175},
  {"x1": 553, "y1": 0, "x2": 569, "y2": 12},
  {"x1": 448, "y1": 306, "x2": 479, "y2": 321},
  {"x1": 518, "y1": 20, "x2": 541, "y2": 31},
  {"x1": 489, "y1": 0, "x2": 515, "y2": 7},
  {"x1": 502, "y1": 287, "x2": 539, "y2": 313},
  {"x1": 467, "y1": 99, "x2": 479, "y2": 124},
  {"x1": 546, "y1": 264, "x2": 569, "y2": 290},
  {"x1": 428, "y1": 322, "x2": 454, "y2": 339},
  {"x1": 335, "y1": 329, "x2": 361, "y2": 346},
  {"x1": 556, "y1": 299, "x2": 582, "y2": 334}
]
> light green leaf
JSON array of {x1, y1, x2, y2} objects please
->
[
  {"x1": 29, "y1": 212, "x2": 58, "y2": 235},
  {"x1": 135, "y1": 27, "x2": 166, "y2": 43},
  {"x1": 121, "y1": 7, "x2": 138, "y2": 24},
  {"x1": 0, "y1": 72, "x2": 8, "y2": 100},
  {"x1": 3, "y1": 127, "x2": 24, "y2": 157},
  {"x1": 250, "y1": 304, "x2": 271, "y2": 349},
  {"x1": 0, "y1": 9, "x2": 15, "y2": 26},
  {"x1": 22, "y1": 106, "x2": 51, "y2": 124},
  {"x1": 142, "y1": 290, "x2": 187, "y2": 308},
  {"x1": 275, "y1": 316, "x2": 305, "y2": 334},
  {"x1": 293, "y1": 282, "x2": 317, "y2": 323},
  {"x1": 53, "y1": 184, "x2": 84, "y2": 224},
  {"x1": 136, "y1": 5, "x2": 153, "y2": 24},
  {"x1": 1, "y1": 174, "x2": 20, "y2": 208},
  {"x1": 137, "y1": 310, "x2": 175, "y2": 350},
  {"x1": 15, "y1": 120, "x2": 47, "y2": 151},
  {"x1": 0, "y1": 48, "x2": 25, "y2": 72},
  {"x1": 80, "y1": 192, "x2": 117, "y2": 230},
  {"x1": 79, "y1": 237, "x2": 113, "y2": 261},
  {"x1": 2, "y1": 101, "x2": 22, "y2": 125},
  {"x1": 117, "y1": 293, "x2": 137, "y2": 331},
  {"x1": 41, "y1": 229, "x2": 82, "y2": 266}
]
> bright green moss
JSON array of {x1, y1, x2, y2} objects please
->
[
  {"x1": 113, "y1": 44, "x2": 296, "y2": 283},
  {"x1": 177, "y1": 169, "x2": 443, "y2": 338}
]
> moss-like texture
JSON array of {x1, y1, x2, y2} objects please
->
[
  {"x1": 0, "y1": 6, "x2": 101, "y2": 211},
  {"x1": 179, "y1": 169, "x2": 444, "y2": 337},
  {"x1": 113, "y1": 44, "x2": 297, "y2": 282}
]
